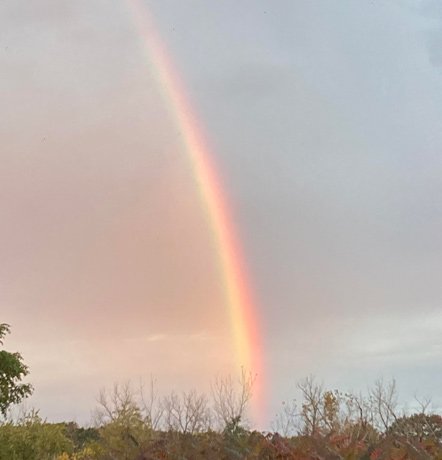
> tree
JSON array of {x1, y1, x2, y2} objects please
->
[
  {"x1": 389, "y1": 413, "x2": 442, "y2": 443},
  {"x1": 272, "y1": 398, "x2": 299, "y2": 437},
  {"x1": 0, "y1": 324, "x2": 33, "y2": 416},
  {"x1": 297, "y1": 375, "x2": 326, "y2": 436},
  {"x1": 0, "y1": 409, "x2": 73, "y2": 460},
  {"x1": 369, "y1": 378, "x2": 398, "y2": 432},
  {"x1": 94, "y1": 382, "x2": 153, "y2": 458},
  {"x1": 211, "y1": 368, "x2": 255, "y2": 430},
  {"x1": 162, "y1": 389, "x2": 211, "y2": 434}
]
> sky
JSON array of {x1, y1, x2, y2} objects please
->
[{"x1": 1, "y1": 0, "x2": 442, "y2": 428}]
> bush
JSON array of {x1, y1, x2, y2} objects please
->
[{"x1": 0, "y1": 410, "x2": 73, "y2": 460}]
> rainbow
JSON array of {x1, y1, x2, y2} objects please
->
[{"x1": 126, "y1": 0, "x2": 265, "y2": 424}]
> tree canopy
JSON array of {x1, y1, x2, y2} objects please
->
[{"x1": 0, "y1": 324, "x2": 33, "y2": 416}]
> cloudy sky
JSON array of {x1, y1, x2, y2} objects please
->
[{"x1": 1, "y1": 0, "x2": 442, "y2": 427}]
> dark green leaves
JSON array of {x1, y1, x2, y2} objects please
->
[{"x1": 0, "y1": 323, "x2": 33, "y2": 416}]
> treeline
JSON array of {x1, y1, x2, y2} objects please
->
[
  {"x1": 1, "y1": 376, "x2": 442, "y2": 459},
  {"x1": 2, "y1": 324, "x2": 442, "y2": 458}
]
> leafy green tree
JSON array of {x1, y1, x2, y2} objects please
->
[{"x1": 0, "y1": 324, "x2": 33, "y2": 416}]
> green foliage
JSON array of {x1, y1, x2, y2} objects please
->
[
  {"x1": 62, "y1": 423, "x2": 100, "y2": 452},
  {"x1": 0, "y1": 410, "x2": 73, "y2": 460},
  {"x1": 0, "y1": 324, "x2": 33, "y2": 416}
]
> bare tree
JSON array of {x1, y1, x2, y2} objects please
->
[
  {"x1": 138, "y1": 377, "x2": 164, "y2": 430},
  {"x1": 211, "y1": 368, "x2": 255, "y2": 430},
  {"x1": 413, "y1": 393, "x2": 432, "y2": 415},
  {"x1": 95, "y1": 382, "x2": 141, "y2": 426},
  {"x1": 340, "y1": 390, "x2": 379, "y2": 442},
  {"x1": 369, "y1": 379, "x2": 398, "y2": 431},
  {"x1": 162, "y1": 389, "x2": 211, "y2": 434},
  {"x1": 272, "y1": 399, "x2": 299, "y2": 436}
]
